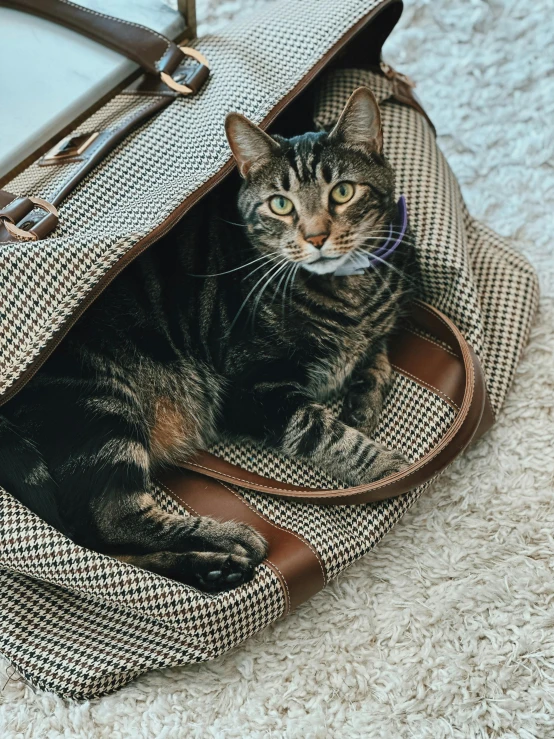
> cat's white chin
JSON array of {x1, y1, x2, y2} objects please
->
[{"x1": 300, "y1": 254, "x2": 350, "y2": 275}]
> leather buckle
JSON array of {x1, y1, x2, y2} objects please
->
[
  {"x1": 0, "y1": 196, "x2": 59, "y2": 241},
  {"x1": 160, "y1": 46, "x2": 210, "y2": 95},
  {"x1": 42, "y1": 131, "x2": 100, "y2": 163}
]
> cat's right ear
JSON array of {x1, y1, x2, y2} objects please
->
[
  {"x1": 225, "y1": 113, "x2": 279, "y2": 177},
  {"x1": 329, "y1": 87, "x2": 383, "y2": 154}
]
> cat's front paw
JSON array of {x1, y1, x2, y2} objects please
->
[
  {"x1": 190, "y1": 550, "x2": 260, "y2": 592},
  {"x1": 347, "y1": 445, "x2": 410, "y2": 485},
  {"x1": 187, "y1": 519, "x2": 268, "y2": 593},
  {"x1": 340, "y1": 394, "x2": 381, "y2": 436}
]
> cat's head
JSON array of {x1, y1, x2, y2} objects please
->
[{"x1": 225, "y1": 87, "x2": 396, "y2": 276}]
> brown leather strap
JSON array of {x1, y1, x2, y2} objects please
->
[
  {"x1": 157, "y1": 469, "x2": 326, "y2": 612},
  {"x1": 45, "y1": 94, "x2": 173, "y2": 206},
  {"x1": 1, "y1": 0, "x2": 187, "y2": 77},
  {"x1": 0, "y1": 94, "x2": 173, "y2": 242},
  {"x1": 0, "y1": 193, "x2": 60, "y2": 241},
  {"x1": 0, "y1": 191, "x2": 18, "y2": 241},
  {"x1": 179, "y1": 302, "x2": 493, "y2": 505}
]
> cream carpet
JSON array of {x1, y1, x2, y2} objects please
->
[{"x1": 1, "y1": 0, "x2": 553, "y2": 736}]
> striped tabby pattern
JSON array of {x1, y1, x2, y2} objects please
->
[{"x1": 0, "y1": 86, "x2": 414, "y2": 594}]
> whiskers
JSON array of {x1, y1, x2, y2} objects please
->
[
  {"x1": 227, "y1": 254, "x2": 302, "y2": 334},
  {"x1": 217, "y1": 217, "x2": 248, "y2": 228},
  {"x1": 353, "y1": 247, "x2": 415, "y2": 286},
  {"x1": 188, "y1": 252, "x2": 275, "y2": 278}
]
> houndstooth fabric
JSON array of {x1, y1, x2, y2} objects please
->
[
  {"x1": 0, "y1": 0, "x2": 539, "y2": 699},
  {"x1": 0, "y1": 486, "x2": 286, "y2": 698}
]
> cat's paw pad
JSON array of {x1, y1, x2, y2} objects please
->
[
  {"x1": 192, "y1": 551, "x2": 260, "y2": 593},
  {"x1": 186, "y1": 520, "x2": 268, "y2": 592}
]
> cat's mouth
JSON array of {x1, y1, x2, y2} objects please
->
[{"x1": 300, "y1": 252, "x2": 350, "y2": 276}]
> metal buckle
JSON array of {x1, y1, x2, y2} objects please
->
[
  {"x1": 42, "y1": 131, "x2": 100, "y2": 162},
  {"x1": 160, "y1": 46, "x2": 210, "y2": 95},
  {"x1": 2, "y1": 197, "x2": 59, "y2": 241}
]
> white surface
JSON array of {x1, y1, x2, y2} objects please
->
[
  {"x1": 1, "y1": 0, "x2": 554, "y2": 736},
  {"x1": 0, "y1": 1, "x2": 185, "y2": 178}
]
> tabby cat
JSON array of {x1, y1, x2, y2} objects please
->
[{"x1": 0, "y1": 88, "x2": 417, "y2": 592}]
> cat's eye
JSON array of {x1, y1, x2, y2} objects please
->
[
  {"x1": 330, "y1": 182, "x2": 355, "y2": 204},
  {"x1": 269, "y1": 195, "x2": 294, "y2": 216}
]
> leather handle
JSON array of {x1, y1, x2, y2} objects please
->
[
  {"x1": 180, "y1": 302, "x2": 493, "y2": 505},
  {"x1": 1, "y1": 0, "x2": 189, "y2": 78}
]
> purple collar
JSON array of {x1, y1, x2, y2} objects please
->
[{"x1": 334, "y1": 195, "x2": 408, "y2": 276}]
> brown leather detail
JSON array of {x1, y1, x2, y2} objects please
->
[
  {"x1": 391, "y1": 79, "x2": 436, "y2": 136},
  {"x1": 0, "y1": 95, "x2": 173, "y2": 244},
  {"x1": 475, "y1": 391, "x2": 495, "y2": 441},
  {"x1": 389, "y1": 325, "x2": 464, "y2": 410},
  {"x1": 0, "y1": 191, "x2": 17, "y2": 241},
  {"x1": 0, "y1": 190, "x2": 17, "y2": 209},
  {"x1": 177, "y1": 62, "x2": 210, "y2": 95},
  {"x1": 0, "y1": 96, "x2": 170, "y2": 243},
  {"x1": 28, "y1": 212, "x2": 59, "y2": 240},
  {"x1": 124, "y1": 77, "x2": 180, "y2": 97},
  {"x1": 0, "y1": 196, "x2": 34, "y2": 224},
  {"x1": 46, "y1": 96, "x2": 171, "y2": 206},
  {"x1": 157, "y1": 469, "x2": 326, "y2": 612},
  {"x1": 178, "y1": 301, "x2": 493, "y2": 504},
  {"x1": 1, "y1": 0, "x2": 186, "y2": 77},
  {"x1": 0, "y1": 194, "x2": 60, "y2": 243}
]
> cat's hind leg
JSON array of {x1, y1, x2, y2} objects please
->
[
  {"x1": 93, "y1": 490, "x2": 267, "y2": 591},
  {"x1": 25, "y1": 372, "x2": 267, "y2": 591}
]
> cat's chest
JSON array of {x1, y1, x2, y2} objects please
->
[
  {"x1": 306, "y1": 350, "x2": 360, "y2": 402},
  {"x1": 294, "y1": 312, "x2": 380, "y2": 402}
]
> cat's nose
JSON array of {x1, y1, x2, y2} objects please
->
[{"x1": 305, "y1": 232, "x2": 329, "y2": 249}]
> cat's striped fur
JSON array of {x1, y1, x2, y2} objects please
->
[{"x1": 0, "y1": 88, "x2": 417, "y2": 591}]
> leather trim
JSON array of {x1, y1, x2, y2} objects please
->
[
  {"x1": 0, "y1": 190, "x2": 17, "y2": 209},
  {"x1": 475, "y1": 391, "x2": 495, "y2": 441},
  {"x1": 0, "y1": 0, "x2": 187, "y2": 77},
  {"x1": 46, "y1": 96, "x2": 171, "y2": 206},
  {"x1": 0, "y1": 190, "x2": 18, "y2": 241},
  {"x1": 0, "y1": 192, "x2": 60, "y2": 241},
  {"x1": 0, "y1": 195, "x2": 34, "y2": 223},
  {"x1": 177, "y1": 301, "x2": 493, "y2": 504},
  {"x1": 157, "y1": 469, "x2": 326, "y2": 612},
  {"x1": 389, "y1": 323, "x2": 464, "y2": 410},
  {"x1": 0, "y1": 96, "x2": 173, "y2": 243}
]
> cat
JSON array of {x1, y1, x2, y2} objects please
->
[{"x1": 0, "y1": 87, "x2": 417, "y2": 592}]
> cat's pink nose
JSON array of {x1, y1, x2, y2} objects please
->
[{"x1": 305, "y1": 232, "x2": 329, "y2": 249}]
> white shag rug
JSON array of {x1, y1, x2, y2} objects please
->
[{"x1": 1, "y1": 1, "x2": 553, "y2": 737}]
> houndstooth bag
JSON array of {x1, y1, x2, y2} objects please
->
[{"x1": 0, "y1": 0, "x2": 539, "y2": 698}]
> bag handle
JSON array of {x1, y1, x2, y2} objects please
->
[
  {"x1": 0, "y1": 0, "x2": 208, "y2": 94},
  {"x1": 179, "y1": 301, "x2": 493, "y2": 505}
]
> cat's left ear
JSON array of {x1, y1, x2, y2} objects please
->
[
  {"x1": 225, "y1": 113, "x2": 280, "y2": 177},
  {"x1": 329, "y1": 87, "x2": 383, "y2": 154}
]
